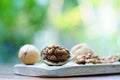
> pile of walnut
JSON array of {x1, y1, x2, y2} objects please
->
[
  {"x1": 71, "y1": 43, "x2": 120, "y2": 64},
  {"x1": 18, "y1": 43, "x2": 120, "y2": 66},
  {"x1": 18, "y1": 44, "x2": 71, "y2": 66},
  {"x1": 75, "y1": 53, "x2": 101, "y2": 64},
  {"x1": 41, "y1": 45, "x2": 70, "y2": 66},
  {"x1": 74, "y1": 53, "x2": 120, "y2": 64}
]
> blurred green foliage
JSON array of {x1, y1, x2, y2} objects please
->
[
  {"x1": 0, "y1": 0, "x2": 120, "y2": 64},
  {"x1": 0, "y1": 0, "x2": 48, "y2": 63}
]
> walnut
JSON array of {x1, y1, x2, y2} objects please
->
[
  {"x1": 71, "y1": 43, "x2": 93, "y2": 60},
  {"x1": 98, "y1": 58, "x2": 107, "y2": 63},
  {"x1": 86, "y1": 59, "x2": 98, "y2": 64},
  {"x1": 72, "y1": 44, "x2": 120, "y2": 64},
  {"x1": 41, "y1": 45, "x2": 71, "y2": 66},
  {"x1": 18, "y1": 44, "x2": 40, "y2": 65},
  {"x1": 106, "y1": 55, "x2": 120, "y2": 63},
  {"x1": 75, "y1": 53, "x2": 120, "y2": 64},
  {"x1": 75, "y1": 53, "x2": 102, "y2": 64},
  {"x1": 75, "y1": 58, "x2": 86, "y2": 64}
]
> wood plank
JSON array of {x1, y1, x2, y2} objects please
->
[{"x1": 14, "y1": 62, "x2": 120, "y2": 77}]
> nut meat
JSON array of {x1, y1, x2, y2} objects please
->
[{"x1": 41, "y1": 45, "x2": 70, "y2": 66}]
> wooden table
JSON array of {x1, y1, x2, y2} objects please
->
[{"x1": 0, "y1": 65, "x2": 120, "y2": 80}]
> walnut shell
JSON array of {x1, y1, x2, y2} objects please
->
[
  {"x1": 71, "y1": 43, "x2": 93, "y2": 60},
  {"x1": 41, "y1": 45, "x2": 70, "y2": 66},
  {"x1": 18, "y1": 44, "x2": 40, "y2": 65}
]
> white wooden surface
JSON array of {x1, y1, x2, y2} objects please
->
[{"x1": 14, "y1": 62, "x2": 120, "y2": 77}]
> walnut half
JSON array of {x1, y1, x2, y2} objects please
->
[{"x1": 41, "y1": 45, "x2": 71, "y2": 66}]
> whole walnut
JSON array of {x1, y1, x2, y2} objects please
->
[
  {"x1": 41, "y1": 45, "x2": 71, "y2": 66},
  {"x1": 71, "y1": 43, "x2": 93, "y2": 60},
  {"x1": 18, "y1": 44, "x2": 40, "y2": 65}
]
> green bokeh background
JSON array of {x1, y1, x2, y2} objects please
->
[{"x1": 0, "y1": 0, "x2": 120, "y2": 64}]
